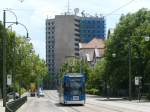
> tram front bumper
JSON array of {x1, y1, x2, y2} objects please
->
[{"x1": 65, "y1": 100, "x2": 85, "y2": 104}]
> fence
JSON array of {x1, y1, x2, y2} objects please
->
[{"x1": 5, "y1": 96, "x2": 27, "y2": 112}]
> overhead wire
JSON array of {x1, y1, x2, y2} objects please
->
[
  {"x1": 105, "y1": 0, "x2": 136, "y2": 17},
  {"x1": 0, "y1": 0, "x2": 137, "y2": 17}
]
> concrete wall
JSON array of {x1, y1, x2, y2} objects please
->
[{"x1": 55, "y1": 15, "x2": 79, "y2": 72}]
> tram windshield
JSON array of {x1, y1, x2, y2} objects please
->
[{"x1": 69, "y1": 78, "x2": 84, "y2": 95}]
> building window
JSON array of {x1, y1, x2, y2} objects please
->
[
  {"x1": 75, "y1": 48, "x2": 79, "y2": 51},
  {"x1": 75, "y1": 33, "x2": 80, "y2": 37},
  {"x1": 74, "y1": 23, "x2": 79, "y2": 27},
  {"x1": 75, "y1": 52, "x2": 79, "y2": 56},
  {"x1": 74, "y1": 19, "x2": 80, "y2": 22},
  {"x1": 74, "y1": 43, "x2": 79, "y2": 46},
  {"x1": 75, "y1": 28, "x2": 80, "y2": 32},
  {"x1": 75, "y1": 38, "x2": 79, "y2": 41},
  {"x1": 52, "y1": 27, "x2": 55, "y2": 30}
]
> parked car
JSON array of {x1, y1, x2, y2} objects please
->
[
  {"x1": 37, "y1": 88, "x2": 44, "y2": 97},
  {"x1": 7, "y1": 92, "x2": 20, "y2": 101},
  {"x1": 7, "y1": 92, "x2": 14, "y2": 101}
]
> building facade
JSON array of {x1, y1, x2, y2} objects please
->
[
  {"x1": 46, "y1": 19, "x2": 55, "y2": 76},
  {"x1": 54, "y1": 15, "x2": 80, "y2": 72},
  {"x1": 46, "y1": 15, "x2": 80, "y2": 80},
  {"x1": 79, "y1": 38, "x2": 105, "y2": 66},
  {"x1": 80, "y1": 17, "x2": 105, "y2": 43}
]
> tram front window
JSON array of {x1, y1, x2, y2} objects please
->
[{"x1": 69, "y1": 80, "x2": 83, "y2": 95}]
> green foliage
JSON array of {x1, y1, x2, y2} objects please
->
[
  {"x1": 146, "y1": 93, "x2": 150, "y2": 100},
  {"x1": 104, "y1": 8, "x2": 150, "y2": 95},
  {"x1": 59, "y1": 57, "x2": 91, "y2": 79},
  {"x1": 86, "y1": 88, "x2": 99, "y2": 95},
  {"x1": 0, "y1": 23, "x2": 8, "y2": 90},
  {"x1": 0, "y1": 23, "x2": 48, "y2": 92}
]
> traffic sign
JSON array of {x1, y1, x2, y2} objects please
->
[
  {"x1": 135, "y1": 76, "x2": 142, "y2": 86},
  {"x1": 7, "y1": 74, "x2": 12, "y2": 86}
]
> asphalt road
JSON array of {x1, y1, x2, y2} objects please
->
[{"x1": 17, "y1": 90, "x2": 150, "y2": 112}]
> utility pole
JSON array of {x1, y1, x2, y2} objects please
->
[
  {"x1": 12, "y1": 33, "x2": 16, "y2": 99},
  {"x1": 128, "y1": 36, "x2": 132, "y2": 101},
  {"x1": 3, "y1": 10, "x2": 7, "y2": 107}
]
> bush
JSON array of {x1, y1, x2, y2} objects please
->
[
  {"x1": 21, "y1": 88, "x2": 26, "y2": 95},
  {"x1": 146, "y1": 93, "x2": 150, "y2": 100},
  {"x1": 86, "y1": 88, "x2": 99, "y2": 95}
]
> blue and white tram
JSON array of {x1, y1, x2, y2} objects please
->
[{"x1": 59, "y1": 73, "x2": 86, "y2": 105}]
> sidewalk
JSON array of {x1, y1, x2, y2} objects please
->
[
  {"x1": 0, "y1": 99, "x2": 5, "y2": 112},
  {"x1": 87, "y1": 94, "x2": 150, "y2": 112}
]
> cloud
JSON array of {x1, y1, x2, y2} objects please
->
[{"x1": 1, "y1": 0, "x2": 150, "y2": 59}]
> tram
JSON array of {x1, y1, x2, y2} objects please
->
[{"x1": 59, "y1": 73, "x2": 86, "y2": 105}]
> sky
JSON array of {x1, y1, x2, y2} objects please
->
[{"x1": 0, "y1": 0, "x2": 150, "y2": 60}]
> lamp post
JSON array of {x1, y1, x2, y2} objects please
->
[
  {"x1": 128, "y1": 35, "x2": 149, "y2": 101},
  {"x1": 2, "y1": 9, "x2": 29, "y2": 106},
  {"x1": 106, "y1": 53, "x2": 116, "y2": 99},
  {"x1": 2, "y1": 9, "x2": 18, "y2": 107},
  {"x1": 128, "y1": 36, "x2": 132, "y2": 101},
  {"x1": 144, "y1": 36, "x2": 150, "y2": 42},
  {"x1": 8, "y1": 22, "x2": 29, "y2": 98},
  {"x1": 2, "y1": 9, "x2": 7, "y2": 107}
]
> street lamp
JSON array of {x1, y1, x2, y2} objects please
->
[
  {"x1": 7, "y1": 22, "x2": 30, "y2": 98},
  {"x1": 144, "y1": 36, "x2": 150, "y2": 42},
  {"x1": 128, "y1": 35, "x2": 150, "y2": 101},
  {"x1": 8, "y1": 22, "x2": 30, "y2": 39},
  {"x1": 128, "y1": 35, "x2": 132, "y2": 101},
  {"x1": 2, "y1": 9, "x2": 18, "y2": 107},
  {"x1": 2, "y1": 9, "x2": 29, "y2": 106},
  {"x1": 112, "y1": 53, "x2": 116, "y2": 58},
  {"x1": 105, "y1": 53, "x2": 116, "y2": 99}
]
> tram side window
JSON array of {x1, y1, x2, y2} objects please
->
[{"x1": 64, "y1": 82, "x2": 69, "y2": 92}]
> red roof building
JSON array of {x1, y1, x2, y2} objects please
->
[{"x1": 79, "y1": 38, "x2": 105, "y2": 65}]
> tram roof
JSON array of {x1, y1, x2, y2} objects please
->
[{"x1": 64, "y1": 73, "x2": 84, "y2": 77}]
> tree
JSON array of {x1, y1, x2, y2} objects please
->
[
  {"x1": 105, "y1": 8, "x2": 150, "y2": 96},
  {"x1": 0, "y1": 22, "x2": 8, "y2": 93},
  {"x1": 0, "y1": 24, "x2": 48, "y2": 93}
]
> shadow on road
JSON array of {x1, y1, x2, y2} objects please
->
[
  {"x1": 96, "y1": 98, "x2": 127, "y2": 101},
  {"x1": 55, "y1": 103, "x2": 83, "y2": 107},
  {"x1": 86, "y1": 95, "x2": 104, "y2": 99}
]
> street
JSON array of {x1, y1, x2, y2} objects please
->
[{"x1": 17, "y1": 90, "x2": 150, "y2": 112}]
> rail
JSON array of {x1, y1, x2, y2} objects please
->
[{"x1": 5, "y1": 96, "x2": 27, "y2": 112}]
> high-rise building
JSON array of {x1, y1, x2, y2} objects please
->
[
  {"x1": 55, "y1": 15, "x2": 80, "y2": 72},
  {"x1": 80, "y1": 17, "x2": 105, "y2": 43},
  {"x1": 46, "y1": 15, "x2": 80, "y2": 80},
  {"x1": 46, "y1": 19, "x2": 55, "y2": 76}
]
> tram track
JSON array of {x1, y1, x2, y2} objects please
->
[
  {"x1": 45, "y1": 90, "x2": 140, "y2": 112},
  {"x1": 44, "y1": 91, "x2": 92, "y2": 112},
  {"x1": 86, "y1": 101, "x2": 143, "y2": 112},
  {"x1": 45, "y1": 90, "x2": 120, "y2": 112}
]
